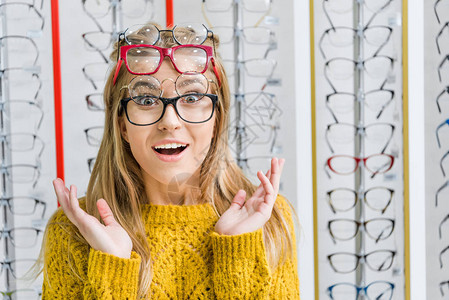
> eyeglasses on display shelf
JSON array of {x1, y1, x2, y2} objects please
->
[
  {"x1": 0, "y1": 196, "x2": 46, "y2": 219},
  {"x1": 323, "y1": 0, "x2": 393, "y2": 28},
  {"x1": 86, "y1": 93, "x2": 105, "y2": 111},
  {"x1": 316, "y1": 0, "x2": 404, "y2": 297},
  {"x1": 0, "y1": 227, "x2": 42, "y2": 248},
  {"x1": 327, "y1": 250, "x2": 397, "y2": 274},
  {"x1": 84, "y1": 126, "x2": 104, "y2": 147},
  {"x1": 325, "y1": 87, "x2": 395, "y2": 122},
  {"x1": 327, "y1": 187, "x2": 395, "y2": 214},
  {"x1": 328, "y1": 217, "x2": 395, "y2": 244},
  {"x1": 326, "y1": 281, "x2": 395, "y2": 300},
  {"x1": 0, "y1": 258, "x2": 38, "y2": 280},
  {"x1": 324, "y1": 122, "x2": 395, "y2": 154},
  {"x1": 0, "y1": 288, "x2": 42, "y2": 299},
  {"x1": 0, "y1": 0, "x2": 48, "y2": 295},
  {"x1": 0, "y1": 68, "x2": 42, "y2": 100},
  {"x1": 223, "y1": 58, "x2": 277, "y2": 78},
  {"x1": 319, "y1": 25, "x2": 393, "y2": 59},
  {"x1": 324, "y1": 55, "x2": 395, "y2": 92},
  {"x1": 325, "y1": 153, "x2": 395, "y2": 179}
]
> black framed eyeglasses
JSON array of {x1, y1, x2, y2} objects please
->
[
  {"x1": 319, "y1": 25, "x2": 393, "y2": 59},
  {"x1": 328, "y1": 217, "x2": 395, "y2": 244},
  {"x1": 120, "y1": 93, "x2": 218, "y2": 126},
  {"x1": 327, "y1": 250, "x2": 396, "y2": 273},
  {"x1": 325, "y1": 87, "x2": 395, "y2": 122}
]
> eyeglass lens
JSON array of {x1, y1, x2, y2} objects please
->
[{"x1": 126, "y1": 46, "x2": 208, "y2": 75}]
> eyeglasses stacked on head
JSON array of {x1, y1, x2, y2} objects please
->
[
  {"x1": 113, "y1": 23, "x2": 220, "y2": 86},
  {"x1": 319, "y1": 1, "x2": 401, "y2": 299}
]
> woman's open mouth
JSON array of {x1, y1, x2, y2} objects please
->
[{"x1": 152, "y1": 144, "x2": 189, "y2": 162}]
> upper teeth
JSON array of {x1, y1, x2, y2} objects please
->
[{"x1": 155, "y1": 143, "x2": 187, "y2": 149}]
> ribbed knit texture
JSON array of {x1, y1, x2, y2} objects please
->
[{"x1": 42, "y1": 194, "x2": 300, "y2": 299}]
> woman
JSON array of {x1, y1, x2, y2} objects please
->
[{"x1": 36, "y1": 23, "x2": 300, "y2": 299}]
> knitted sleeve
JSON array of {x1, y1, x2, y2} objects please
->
[
  {"x1": 42, "y1": 202, "x2": 142, "y2": 299},
  {"x1": 210, "y1": 194, "x2": 300, "y2": 300}
]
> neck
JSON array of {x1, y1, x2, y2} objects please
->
[{"x1": 143, "y1": 168, "x2": 202, "y2": 206}]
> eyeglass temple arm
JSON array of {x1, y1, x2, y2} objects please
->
[
  {"x1": 436, "y1": 23, "x2": 448, "y2": 55},
  {"x1": 201, "y1": 1, "x2": 213, "y2": 29},
  {"x1": 436, "y1": 87, "x2": 448, "y2": 113},
  {"x1": 436, "y1": 119, "x2": 449, "y2": 148},
  {"x1": 434, "y1": 0, "x2": 442, "y2": 24},
  {"x1": 380, "y1": 124, "x2": 395, "y2": 154},
  {"x1": 440, "y1": 245, "x2": 449, "y2": 269},
  {"x1": 322, "y1": 1, "x2": 336, "y2": 30},
  {"x1": 440, "y1": 149, "x2": 449, "y2": 177},
  {"x1": 435, "y1": 180, "x2": 449, "y2": 206},
  {"x1": 439, "y1": 214, "x2": 449, "y2": 239},
  {"x1": 324, "y1": 160, "x2": 332, "y2": 179},
  {"x1": 324, "y1": 125, "x2": 335, "y2": 153},
  {"x1": 438, "y1": 55, "x2": 449, "y2": 82},
  {"x1": 325, "y1": 95, "x2": 339, "y2": 123}
]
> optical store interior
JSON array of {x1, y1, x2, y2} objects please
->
[{"x1": 0, "y1": 0, "x2": 446, "y2": 299}]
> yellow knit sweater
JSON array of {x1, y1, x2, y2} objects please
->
[{"x1": 42, "y1": 194, "x2": 300, "y2": 299}]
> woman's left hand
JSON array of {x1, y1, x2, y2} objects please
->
[{"x1": 214, "y1": 157, "x2": 285, "y2": 236}]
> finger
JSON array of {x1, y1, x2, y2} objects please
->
[
  {"x1": 97, "y1": 199, "x2": 118, "y2": 227},
  {"x1": 231, "y1": 189, "x2": 246, "y2": 210},
  {"x1": 257, "y1": 171, "x2": 275, "y2": 205},
  {"x1": 270, "y1": 157, "x2": 284, "y2": 196},
  {"x1": 253, "y1": 168, "x2": 271, "y2": 198},
  {"x1": 69, "y1": 185, "x2": 89, "y2": 226},
  {"x1": 53, "y1": 179, "x2": 71, "y2": 215}
]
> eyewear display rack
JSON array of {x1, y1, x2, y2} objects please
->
[
  {"x1": 0, "y1": 4, "x2": 16, "y2": 293},
  {"x1": 0, "y1": 0, "x2": 47, "y2": 297},
  {"x1": 312, "y1": 0, "x2": 406, "y2": 299},
  {"x1": 80, "y1": 1, "x2": 156, "y2": 184},
  {"x1": 202, "y1": 0, "x2": 281, "y2": 182},
  {"x1": 81, "y1": 0, "x2": 122, "y2": 177},
  {"x1": 424, "y1": 1, "x2": 449, "y2": 299}
]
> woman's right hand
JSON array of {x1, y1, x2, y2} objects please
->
[{"x1": 52, "y1": 178, "x2": 133, "y2": 259}]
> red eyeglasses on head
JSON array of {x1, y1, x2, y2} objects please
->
[{"x1": 113, "y1": 44, "x2": 221, "y2": 87}]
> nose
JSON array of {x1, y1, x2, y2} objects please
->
[{"x1": 157, "y1": 102, "x2": 182, "y2": 131}]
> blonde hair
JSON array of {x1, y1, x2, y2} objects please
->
[{"x1": 27, "y1": 23, "x2": 300, "y2": 299}]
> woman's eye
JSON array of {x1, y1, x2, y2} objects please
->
[
  {"x1": 135, "y1": 96, "x2": 158, "y2": 106},
  {"x1": 181, "y1": 94, "x2": 201, "y2": 103}
]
